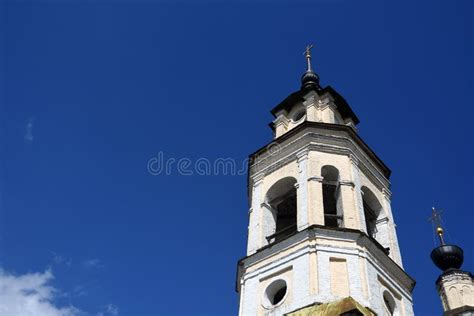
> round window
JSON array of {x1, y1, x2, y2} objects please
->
[
  {"x1": 292, "y1": 109, "x2": 306, "y2": 122},
  {"x1": 263, "y1": 279, "x2": 288, "y2": 308}
]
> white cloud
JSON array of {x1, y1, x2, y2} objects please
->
[
  {"x1": 105, "y1": 304, "x2": 119, "y2": 315},
  {"x1": 24, "y1": 117, "x2": 34, "y2": 143},
  {"x1": 81, "y1": 259, "x2": 104, "y2": 269},
  {"x1": 0, "y1": 268, "x2": 81, "y2": 316},
  {"x1": 51, "y1": 252, "x2": 72, "y2": 267},
  {"x1": 97, "y1": 304, "x2": 119, "y2": 316}
]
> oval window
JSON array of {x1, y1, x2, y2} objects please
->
[
  {"x1": 292, "y1": 109, "x2": 305, "y2": 122},
  {"x1": 263, "y1": 279, "x2": 288, "y2": 308}
]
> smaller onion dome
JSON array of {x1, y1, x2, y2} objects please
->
[
  {"x1": 431, "y1": 244, "x2": 464, "y2": 271},
  {"x1": 301, "y1": 70, "x2": 320, "y2": 91},
  {"x1": 429, "y1": 208, "x2": 464, "y2": 271}
]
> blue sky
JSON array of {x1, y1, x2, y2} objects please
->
[{"x1": 1, "y1": 0, "x2": 473, "y2": 315}]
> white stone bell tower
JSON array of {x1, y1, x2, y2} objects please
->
[
  {"x1": 236, "y1": 46, "x2": 415, "y2": 316},
  {"x1": 430, "y1": 208, "x2": 474, "y2": 316}
]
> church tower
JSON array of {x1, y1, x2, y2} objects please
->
[
  {"x1": 430, "y1": 208, "x2": 474, "y2": 315},
  {"x1": 236, "y1": 46, "x2": 415, "y2": 315}
]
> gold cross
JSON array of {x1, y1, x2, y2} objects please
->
[
  {"x1": 429, "y1": 207, "x2": 445, "y2": 245},
  {"x1": 304, "y1": 44, "x2": 314, "y2": 58}
]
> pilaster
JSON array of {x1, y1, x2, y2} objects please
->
[
  {"x1": 247, "y1": 173, "x2": 264, "y2": 255},
  {"x1": 436, "y1": 270, "x2": 474, "y2": 313},
  {"x1": 349, "y1": 155, "x2": 365, "y2": 232},
  {"x1": 381, "y1": 188, "x2": 403, "y2": 266},
  {"x1": 303, "y1": 93, "x2": 318, "y2": 122},
  {"x1": 296, "y1": 150, "x2": 309, "y2": 231},
  {"x1": 308, "y1": 175, "x2": 324, "y2": 226},
  {"x1": 339, "y1": 179, "x2": 357, "y2": 229},
  {"x1": 273, "y1": 114, "x2": 289, "y2": 138}
]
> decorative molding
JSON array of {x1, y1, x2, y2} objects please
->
[
  {"x1": 345, "y1": 121, "x2": 358, "y2": 132},
  {"x1": 317, "y1": 95, "x2": 334, "y2": 110},
  {"x1": 252, "y1": 173, "x2": 265, "y2": 185},
  {"x1": 308, "y1": 176, "x2": 324, "y2": 183},
  {"x1": 296, "y1": 149, "x2": 309, "y2": 161},
  {"x1": 239, "y1": 226, "x2": 415, "y2": 298},
  {"x1": 273, "y1": 114, "x2": 289, "y2": 128},
  {"x1": 376, "y1": 217, "x2": 389, "y2": 225},
  {"x1": 303, "y1": 93, "x2": 318, "y2": 108},
  {"x1": 249, "y1": 129, "x2": 390, "y2": 192},
  {"x1": 382, "y1": 188, "x2": 392, "y2": 200},
  {"x1": 324, "y1": 180, "x2": 339, "y2": 186},
  {"x1": 339, "y1": 180, "x2": 355, "y2": 187},
  {"x1": 260, "y1": 202, "x2": 272, "y2": 210},
  {"x1": 349, "y1": 154, "x2": 360, "y2": 166}
]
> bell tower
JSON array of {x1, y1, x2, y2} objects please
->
[
  {"x1": 236, "y1": 46, "x2": 415, "y2": 315},
  {"x1": 430, "y1": 208, "x2": 474, "y2": 315}
]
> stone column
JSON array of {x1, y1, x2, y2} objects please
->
[
  {"x1": 273, "y1": 114, "x2": 289, "y2": 138},
  {"x1": 292, "y1": 255, "x2": 312, "y2": 307},
  {"x1": 296, "y1": 150, "x2": 309, "y2": 231},
  {"x1": 260, "y1": 202, "x2": 275, "y2": 246},
  {"x1": 381, "y1": 188, "x2": 403, "y2": 266},
  {"x1": 349, "y1": 155, "x2": 365, "y2": 232},
  {"x1": 306, "y1": 151, "x2": 324, "y2": 226},
  {"x1": 374, "y1": 217, "x2": 390, "y2": 249},
  {"x1": 240, "y1": 277, "x2": 259, "y2": 316},
  {"x1": 347, "y1": 255, "x2": 364, "y2": 304},
  {"x1": 308, "y1": 175, "x2": 324, "y2": 226},
  {"x1": 304, "y1": 93, "x2": 318, "y2": 122},
  {"x1": 339, "y1": 179, "x2": 357, "y2": 229},
  {"x1": 317, "y1": 252, "x2": 332, "y2": 301},
  {"x1": 339, "y1": 159, "x2": 359, "y2": 229},
  {"x1": 247, "y1": 173, "x2": 264, "y2": 255}
]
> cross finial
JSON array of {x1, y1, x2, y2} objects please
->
[
  {"x1": 429, "y1": 207, "x2": 446, "y2": 245},
  {"x1": 303, "y1": 44, "x2": 314, "y2": 71}
]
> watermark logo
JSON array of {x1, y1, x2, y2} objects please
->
[{"x1": 147, "y1": 142, "x2": 283, "y2": 176}]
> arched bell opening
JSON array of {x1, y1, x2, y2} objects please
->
[
  {"x1": 264, "y1": 177, "x2": 298, "y2": 244},
  {"x1": 361, "y1": 186, "x2": 384, "y2": 240},
  {"x1": 321, "y1": 165, "x2": 343, "y2": 228}
]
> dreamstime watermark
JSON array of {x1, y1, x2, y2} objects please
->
[{"x1": 147, "y1": 142, "x2": 284, "y2": 176}]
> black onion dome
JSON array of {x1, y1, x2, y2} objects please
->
[
  {"x1": 301, "y1": 70, "x2": 320, "y2": 91},
  {"x1": 431, "y1": 245, "x2": 464, "y2": 271}
]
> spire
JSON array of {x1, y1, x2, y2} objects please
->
[
  {"x1": 429, "y1": 207, "x2": 464, "y2": 271},
  {"x1": 301, "y1": 44, "x2": 320, "y2": 91},
  {"x1": 430, "y1": 207, "x2": 446, "y2": 245},
  {"x1": 304, "y1": 44, "x2": 314, "y2": 72}
]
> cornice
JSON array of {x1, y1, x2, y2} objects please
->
[
  {"x1": 249, "y1": 121, "x2": 390, "y2": 176},
  {"x1": 248, "y1": 127, "x2": 390, "y2": 191},
  {"x1": 236, "y1": 224, "x2": 415, "y2": 295}
]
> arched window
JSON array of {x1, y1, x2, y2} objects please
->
[
  {"x1": 264, "y1": 177, "x2": 297, "y2": 243},
  {"x1": 289, "y1": 104, "x2": 306, "y2": 123},
  {"x1": 361, "y1": 187, "x2": 382, "y2": 239},
  {"x1": 321, "y1": 166, "x2": 343, "y2": 228},
  {"x1": 382, "y1": 290, "x2": 396, "y2": 315}
]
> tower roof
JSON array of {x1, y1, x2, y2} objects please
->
[
  {"x1": 270, "y1": 85, "x2": 360, "y2": 125},
  {"x1": 270, "y1": 45, "x2": 359, "y2": 125},
  {"x1": 429, "y1": 207, "x2": 465, "y2": 271}
]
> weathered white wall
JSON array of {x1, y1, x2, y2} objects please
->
[
  {"x1": 437, "y1": 271, "x2": 474, "y2": 312},
  {"x1": 241, "y1": 98, "x2": 413, "y2": 315},
  {"x1": 239, "y1": 231, "x2": 414, "y2": 316}
]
